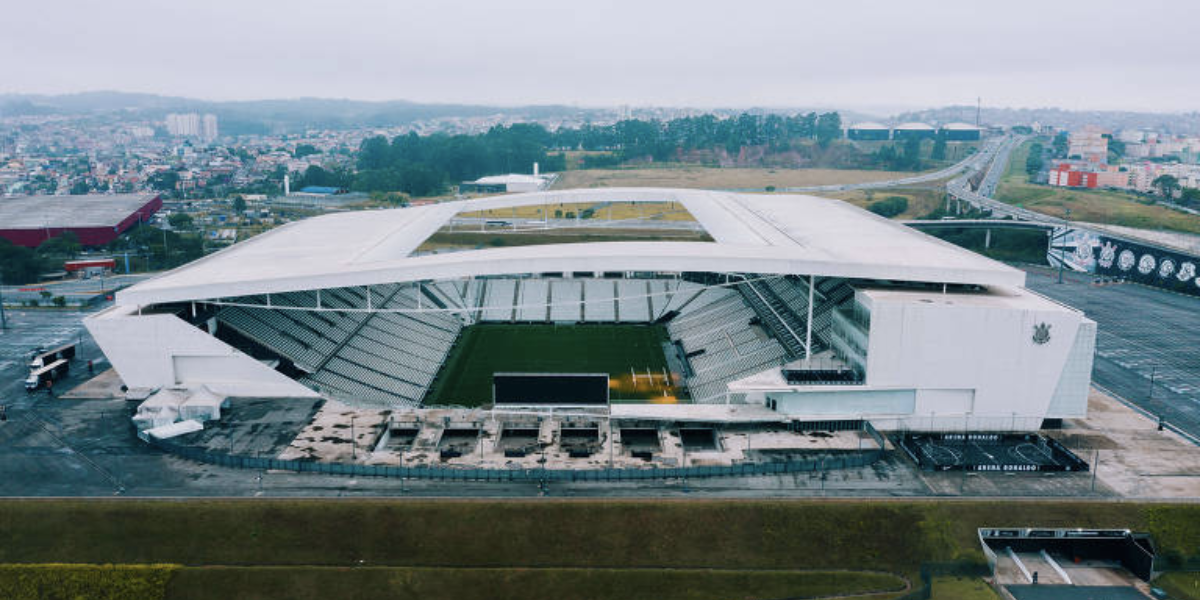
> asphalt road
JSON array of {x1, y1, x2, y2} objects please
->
[{"x1": 1025, "y1": 265, "x2": 1200, "y2": 442}]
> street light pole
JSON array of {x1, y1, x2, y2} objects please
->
[
  {"x1": 1149, "y1": 366, "x2": 1157, "y2": 400},
  {"x1": 0, "y1": 282, "x2": 7, "y2": 329}
]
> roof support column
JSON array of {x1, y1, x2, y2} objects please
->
[
  {"x1": 366, "y1": 286, "x2": 372, "y2": 311},
  {"x1": 805, "y1": 275, "x2": 815, "y2": 362}
]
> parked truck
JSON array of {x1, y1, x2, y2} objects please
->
[
  {"x1": 28, "y1": 343, "x2": 76, "y2": 369},
  {"x1": 25, "y1": 359, "x2": 69, "y2": 392}
]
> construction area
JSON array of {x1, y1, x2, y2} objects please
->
[{"x1": 271, "y1": 401, "x2": 881, "y2": 471}]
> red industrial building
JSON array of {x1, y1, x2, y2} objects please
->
[
  {"x1": 1048, "y1": 164, "x2": 1099, "y2": 189},
  {"x1": 0, "y1": 194, "x2": 162, "y2": 248}
]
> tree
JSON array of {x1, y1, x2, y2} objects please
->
[
  {"x1": 902, "y1": 137, "x2": 922, "y2": 170},
  {"x1": 1051, "y1": 132, "x2": 1069, "y2": 158},
  {"x1": 867, "y1": 196, "x2": 909, "y2": 218},
  {"x1": 1025, "y1": 143, "x2": 1045, "y2": 175},
  {"x1": 69, "y1": 180, "x2": 91, "y2": 195},
  {"x1": 815, "y1": 112, "x2": 842, "y2": 148},
  {"x1": 293, "y1": 144, "x2": 320, "y2": 158},
  {"x1": 1152, "y1": 174, "x2": 1181, "y2": 198},
  {"x1": 1180, "y1": 187, "x2": 1200, "y2": 207},
  {"x1": 167, "y1": 212, "x2": 195, "y2": 230},
  {"x1": 0, "y1": 238, "x2": 45, "y2": 284},
  {"x1": 931, "y1": 132, "x2": 947, "y2": 161},
  {"x1": 148, "y1": 170, "x2": 180, "y2": 192},
  {"x1": 232, "y1": 195, "x2": 247, "y2": 214},
  {"x1": 37, "y1": 231, "x2": 80, "y2": 258}
]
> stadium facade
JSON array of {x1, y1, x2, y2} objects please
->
[{"x1": 87, "y1": 188, "x2": 1095, "y2": 431}]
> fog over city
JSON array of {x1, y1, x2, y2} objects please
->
[{"x1": 2, "y1": 0, "x2": 1197, "y2": 112}]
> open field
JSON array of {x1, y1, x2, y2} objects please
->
[
  {"x1": 459, "y1": 200, "x2": 698, "y2": 221},
  {"x1": 825, "y1": 185, "x2": 948, "y2": 220},
  {"x1": 555, "y1": 166, "x2": 924, "y2": 190},
  {"x1": 996, "y1": 140, "x2": 1200, "y2": 234},
  {"x1": 0, "y1": 564, "x2": 177, "y2": 600},
  {"x1": 929, "y1": 576, "x2": 1001, "y2": 599},
  {"x1": 425, "y1": 323, "x2": 678, "y2": 406},
  {"x1": 416, "y1": 227, "x2": 712, "y2": 254},
  {"x1": 0, "y1": 500, "x2": 1184, "y2": 569},
  {"x1": 2, "y1": 500, "x2": 1198, "y2": 599},
  {"x1": 1157, "y1": 572, "x2": 1200, "y2": 600},
  {"x1": 163, "y1": 566, "x2": 904, "y2": 600}
]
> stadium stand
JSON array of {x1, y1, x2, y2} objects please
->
[
  {"x1": 664, "y1": 286, "x2": 788, "y2": 403},
  {"x1": 550, "y1": 280, "x2": 583, "y2": 322},
  {"x1": 215, "y1": 274, "x2": 832, "y2": 407},
  {"x1": 583, "y1": 279, "x2": 617, "y2": 322},
  {"x1": 617, "y1": 280, "x2": 651, "y2": 322},
  {"x1": 517, "y1": 279, "x2": 550, "y2": 321},
  {"x1": 217, "y1": 283, "x2": 462, "y2": 408},
  {"x1": 482, "y1": 278, "x2": 517, "y2": 321}
]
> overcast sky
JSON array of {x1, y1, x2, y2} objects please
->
[{"x1": 3, "y1": 0, "x2": 1197, "y2": 113}]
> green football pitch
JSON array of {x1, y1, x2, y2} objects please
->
[{"x1": 423, "y1": 323, "x2": 682, "y2": 406}]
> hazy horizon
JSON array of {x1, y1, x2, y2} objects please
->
[{"x1": 2, "y1": 0, "x2": 1197, "y2": 114}]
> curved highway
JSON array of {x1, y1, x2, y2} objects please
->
[{"x1": 778, "y1": 135, "x2": 1008, "y2": 193}]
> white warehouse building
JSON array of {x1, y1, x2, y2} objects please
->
[{"x1": 87, "y1": 188, "x2": 1095, "y2": 431}]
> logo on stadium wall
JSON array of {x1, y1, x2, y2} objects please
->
[
  {"x1": 1118, "y1": 249, "x2": 1136, "y2": 271},
  {"x1": 1137, "y1": 254, "x2": 1157, "y2": 275},
  {"x1": 1032, "y1": 323, "x2": 1051, "y2": 345},
  {"x1": 1159, "y1": 258, "x2": 1176, "y2": 279},
  {"x1": 1178, "y1": 262, "x2": 1196, "y2": 282},
  {"x1": 1098, "y1": 242, "x2": 1117, "y2": 268}
]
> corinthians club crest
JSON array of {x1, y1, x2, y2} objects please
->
[{"x1": 1032, "y1": 322, "x2": 1052, "y2": 345}]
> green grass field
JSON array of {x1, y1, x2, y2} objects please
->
[
  {"x1": 163, "y1": 566, "x2": 905, "y2": 600},
  {"x1": 5, "y1": 499, "x2": 1200, "y2": 599},
  {"x1": 928, "y1": 576, "x2": 1000, "y2": 599},
  {"x1": 424, "y1": 323, "x2": 679, "y2": 406},
  {"x1": 1157, "y1": 572, "x2": 1200, "y2": 600}
]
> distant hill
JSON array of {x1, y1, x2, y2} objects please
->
[
  {"x1": 5, "y1": 92, "x2": 1198, "y2": 136},
  {"x1": 893, "y1": 105, "x2": 1200, "y2": 134},
  {"x1": 0, "y1": 91, "x2": 607, "y2": 134}
]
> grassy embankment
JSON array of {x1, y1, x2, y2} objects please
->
[
  {"x1": 3, "y1": 499, "x2": 1200, "y2": 599},
  {"x1": 996, "y1": 140, "x2": 1200, "y2": 234}
]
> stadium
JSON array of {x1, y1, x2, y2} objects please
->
[{"x1": 87, "y1": 188, "x2": 1096, "y2": 432}]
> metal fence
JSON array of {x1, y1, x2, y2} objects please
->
[{"x1": 149, "y1": 420, "x2": 890, "y2": 482}]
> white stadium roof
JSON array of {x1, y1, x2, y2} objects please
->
[
  {"x1": 941, "y1": 122, "x2": 982, "y2": 130},
  {"x1": 847, "y1": 122, "x2": 888, "y2": 130},
  {"x1": 117, "y1": 188, "x2": 1024, "y2": 306},
  {"x1": 893, "y1": 122, "x2": 935, "y2": 130},
  {"x1": 470, "y1": 174, "x2": 547, "y2": 185}
]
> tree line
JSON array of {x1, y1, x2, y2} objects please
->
[
  {"x1": 344, "y1": 113, "x2": 848, "y2": 197},
  {"x1": 314, "y1": 111, "x2": 966, "y2": 198}
]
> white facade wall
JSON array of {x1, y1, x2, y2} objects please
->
[{"x1": 766, "y1": 288, "x2": 1095, "y2": 431}]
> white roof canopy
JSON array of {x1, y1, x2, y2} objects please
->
[{"x1": 118, "y1": 188, "x2": 1024, "y2": 305}]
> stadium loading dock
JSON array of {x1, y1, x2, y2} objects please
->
[{"x1": 982, "y1": 528, "x2": 1155, "y2": 596}]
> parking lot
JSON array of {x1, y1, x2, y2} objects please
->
[{"x1": 1025, "y1": 265, "x2": 1200, "y2": 442}]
